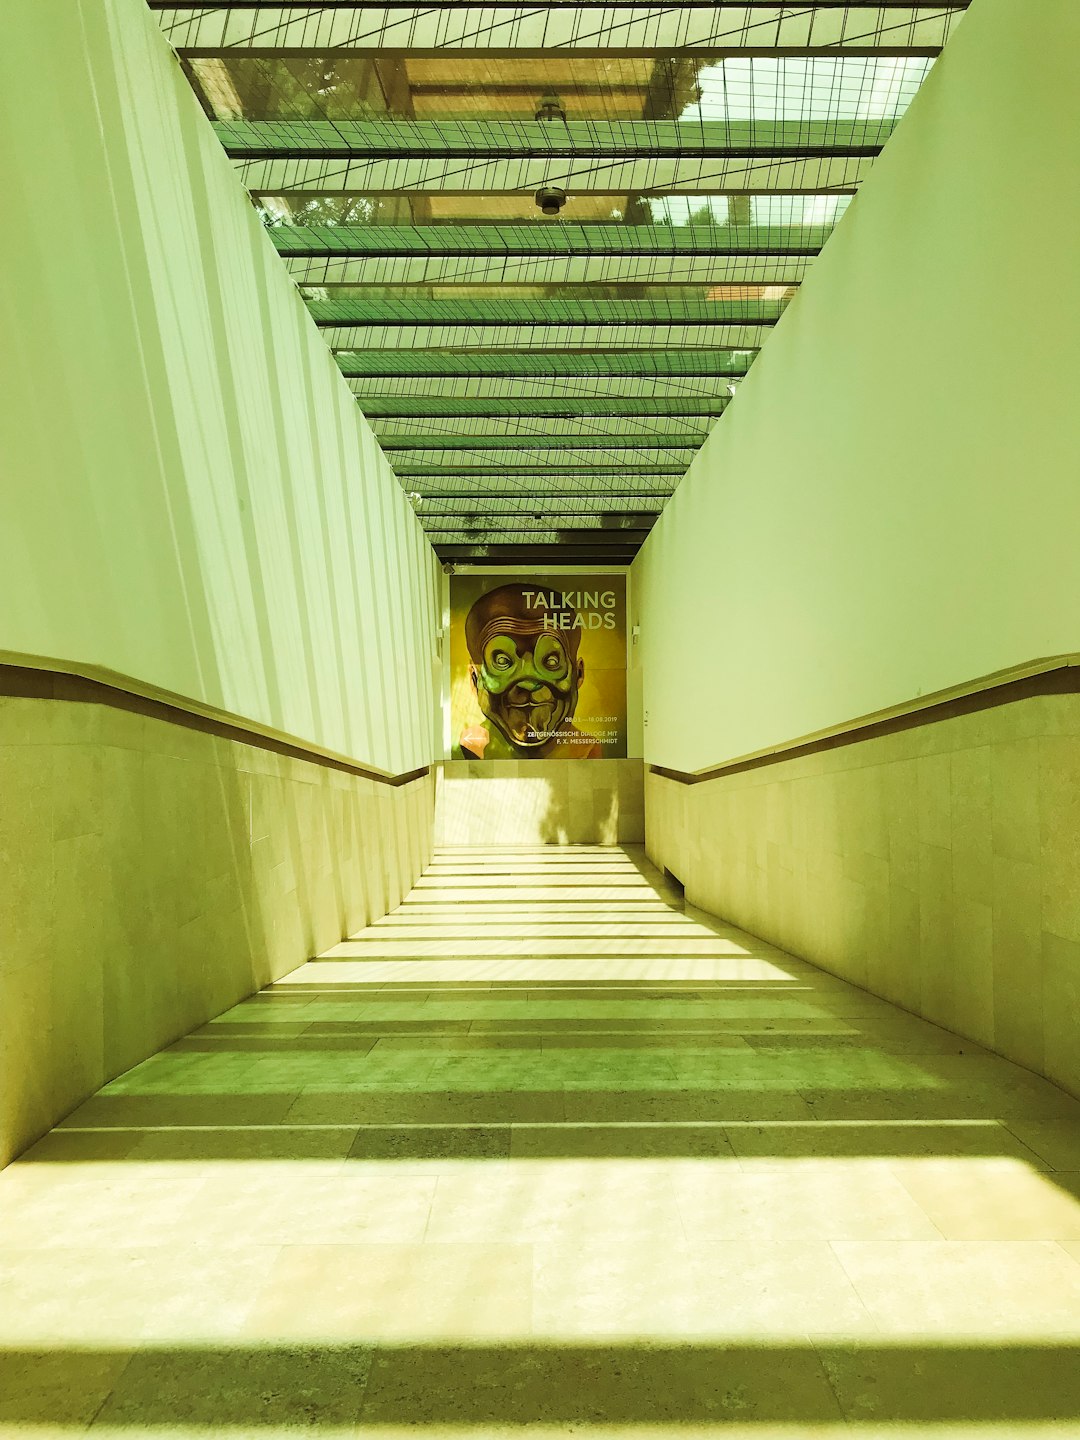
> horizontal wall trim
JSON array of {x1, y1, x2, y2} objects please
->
[
  {"x1": 0, "y1": 656, "x2": 429, "y2": 787},
  {"x1": 648, "y1": 655, "x2": 1080, "y2": 784}
]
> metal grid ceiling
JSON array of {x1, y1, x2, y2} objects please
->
[{"x1": 150, "y1": 0, "x2": 968, "y2": 565}]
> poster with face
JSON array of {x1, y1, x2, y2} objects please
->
[{"x1": 449, "y1": 575, "x2": 628, "y2": 760}]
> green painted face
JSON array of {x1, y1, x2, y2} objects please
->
[{"x1": 475, "y1": 630, "x2": 579, "y2": 749}]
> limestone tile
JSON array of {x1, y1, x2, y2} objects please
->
[
  {"x1": 57, "y1": 1091, "x2": 297, "y2": 1129},
  {"x1": 832, "y1": 1239, "x2": 1080, "y2": 1337},
  {"x1": 991, "y1": 854, "x2": 1044, "y2": 1069},
  {"x1": 0, "y1": 696, "x2": 50, "y2": 745},
  {"x1": 558, "y1": 1088, "x2": 815, "y2": 1124},
  {"x1": 0, "y1": 1345, "x2": 131, "y2": 1429},
  {"x1": 50, "y1": 743, "x2": 103, "y2": 842},
  {"x1": 359, "y1": 1340, "x2": 843, "y2": 1430},
  {"x1": 48, "y1": 830, "x2": 107, "y2": 1085},
  {"x1": 10, "y1": 1126, "x2": 143, "y2": 1164},
  {"x1": 1038, "y1": 693, "x2": 1080, "y2": 737},
  {"x1": 675, "y1": 1158, "x2": 939, "y2": 1240},
  {"x1": 0, "y1": 743, "x2": 56, "y2": 978},
  {"x1": 882, "y1": 883, "x2": 921, "y2": 1012},
  {"x1": 138, "y1": 750, "x2": 207, "y2": 932},
  {"x1": 0, "y1": 1167, "x2": 212, "y2": 1249},
  {"x1": 985, "y1": 692, "x2": 1060, "y2": 743},
  {"x1": 510, "y1": 1122, "x2": 736, "y2": 1160},
  {"x1": 183, "y1": 1170, "x2": 437, "y2": 1245},
  {"x1": 93, "y1": 1345, "x2": 374, "y2": 1431},
  {"x1": 917, "y1": 751, "x2": 952, "y2": 849},
  {"x1": 991, "y1": 737, "x2": 1042, "y2": 862},
  {"x1": 725, "y1": 1118, "x2": 1049, "y2": 1166},
  {"x1": 949, "y1": 896, "x2": 994, "y2": 1044},
  {"x1": 841, "y1": 847, "x2": 889, "y2": 892},
  {"x1": 916, "y1": 842, "x2": 954, "y2": 1026},
  {"x1": 951, "y1": 744, "x2": 993, "y2": 904},
  {"x1": 0, "y1": 957, "x2": 99, "y2": 1167},
  {"x1": 242, "y1": 1243, "x2": 533, "y2": 1340},
  {"x1": 1043, "y1": 930, "x2": 1080, "y2": 1096},
  {"x1": 425, "y1": 1161, "x2": 685, "y2": 1245},
  {"x1": 121, "y1": 1122, "x2": 359, "y2": 1171},
  {"x1": 0, "y1": 1245, "x2": 279, "y2": 1342},
  {"x1": 1003, "y1": 1118, "x2": 1080, "y2": 1173},
  {"x1": 847, "y1": 767, "x2": 891, "y2": 860},
  {"x1": 891, "y1": 1158, "x2": 1080, "y2": 1240},
  {"x1": 349, "y1": 1121, "x2": 510, "y2": 1162},
  {"x1": 531, "y1": 1238, "x2": 874, "y2": 1339},
  {"x1": 36, "y1": 696, "x2": 105, "y2": 748},
  {"x1": 905, "y1": 1053, "x2": 1080, "y2": 1119},
  {"x1": 820, "y1": 1339, "x2": 1080, "y2": 1428},
  {"x1": 882, "y1": 757, "x2": 920, "y2": 892},
  {"x1": 1039, "y1": 734, "x2": 1080, "y2": 944}
]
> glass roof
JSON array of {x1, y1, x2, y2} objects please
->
[
  {"x1": 154, "y1": 2, "x2": 967, "y2": 561},
  {"x1": 188, "y1": 53, "x2": 932, "y2": 125}
]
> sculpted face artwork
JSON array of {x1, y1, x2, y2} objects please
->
[{"x1": 464, "y1": 584, "x2": 591, "y2": 757}]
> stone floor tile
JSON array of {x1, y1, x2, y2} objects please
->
[
  {"x1": 358, "y1": 1342, "x2": 844, "y2": 1430},
  {"x1": 676, "y1": 1158, "x2": 941, "y2": 1240},
  {"x1": 242, "y1": 1243, "x2": 533, "y2": 1340},
  {"x1": 890, "y1": 1159, "x2": 1080, "y2": 1239},
  {"x1": 3, "y1": 843, "x2": 1080, "y2": 1432},
  {"x1": 0, "y1": 1246, "x2": 278, "y2": 1342},
  {"x1": 531, "y1": 1238, "x2": 874, "y2": 1338},
  {"x1": 831, "y1": 1239, "x2": 1080, "y2": 1337}
]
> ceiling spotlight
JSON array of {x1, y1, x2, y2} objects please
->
[
  {"x1": 535, "y1": 185, "x2": 567, "y2": 217},
  {"x1": 535, "y1": 89, "x2": 567, "y2": 123}
]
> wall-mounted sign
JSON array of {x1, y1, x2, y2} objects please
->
[{"x1": 449, "y1": 575, "x2": 627, "y2": 759}]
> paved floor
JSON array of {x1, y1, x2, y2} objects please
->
[{"x1": 3, "y1": 844, "x2": 1080, "y2": 1437}]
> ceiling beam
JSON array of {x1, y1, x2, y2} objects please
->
[
  {"x1": 347, "y1": 375, "x2": 742, "y2": 400},
  {"x1": 425, "y1": 524, "x2": 654, "y2": 537},
  {"x1": 337, "y1": 349, "x2": 757, "y2": 378},
  {"x1": 238, "y1": 158, "x2": 874, "y2": 200},
  {"x1": 218, "y1": 118, "x2": 890, "y2": 160},
  {"x1": 417, "y1": 512, "x2": 665, "y2": 524},
  {"x1": 290, "y1": 257, "x2": 809, "y2": 286},
  {"x1": 410, "y1": 490, "x2": 674, "y2": 499},
  {"x1": 376, "y1": 418, "x2": 710, "y2": 440},
  {"x1": 271, "y1": 222, "x2": 831, "y2": 258},
  {"x1": 239, "y1": 158, "x2": 872, "y2": 195},
  {"x1": 326, "y1": 325, "x2": 773, "y2": 350},
  {"x1": 434, "y1": 545, "x2": 641, "y2": 562},
  {"x1": 273, "y1": 222, "x2": 824, "y2": 286},
  {"x1": 379, "y1": 432, "x2": 704, "y2": 450},
  {"x1": 228, "y1": 125, "x2": 887, "y2": 163},
  {"x1": 312, "y1": 295, "x2": 784, "y2": 325},
  {"x1": 155, "y1": 5, "x2": 964, "y2": 55},
  {"x1": 360, "y1": 396, "x2": 729, "y2": 418},
  {"x1": 395, "y1": 463, "x2": 685, "y2": 474},
  {"x1": 151, "y1": 2, "x2": 969, "y2": 9}
]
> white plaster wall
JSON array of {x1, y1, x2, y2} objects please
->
[
  {"x1": 632, "y1": 0, "x2": 1080, "y2": 773},
  {"x1": 0, "y1": 0, "x2": 439, "y2": 773}
]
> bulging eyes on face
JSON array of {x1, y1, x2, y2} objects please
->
[
  {"x1": 481, "y1": 634, "x2": 571, "y2": 690},
  {"x1": 472, "y1": 627, "x2": 582, "y2": 750},
  {"x1": 533, "y1": 633, "x2": 570, "y2": 680},
  {"x1": 483, "y1": 638, "x2": 522, "y2": 685}
]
